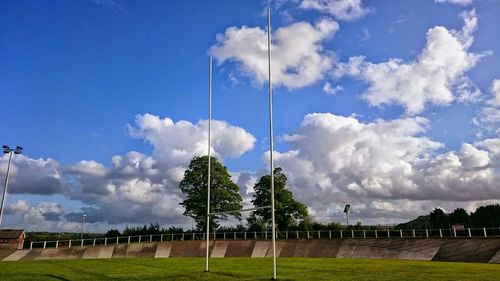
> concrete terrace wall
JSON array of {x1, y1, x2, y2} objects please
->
[{"x1": 2, "y1": 239, "x2": 500, "y2": 264}]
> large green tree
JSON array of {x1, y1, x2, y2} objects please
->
[
  {"x1": 247, "y1": 167, "x2": 308, "y2": 231},
  {"x1": 429, "y1": 208, "x2": 449, "y2": 229},
  {"x1": 449, "y1": 208, "x2": 470, "y2": 226},
  {"x1": 179, "y1": 155, "x2": 242, "y2": 231},
  {"x1": 470, "y1": 204, "x2": 500, "y2": 228}
]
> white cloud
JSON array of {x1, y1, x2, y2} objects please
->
[
  {"x1": 210, "y1": 19, "x2": 338, "y2": 90},
  {"x1": 435, "y1": 0, "x2": 473, "y2": 5},
  {"x1": 128, "y1": 114, "x2": 256, "y2": 166},
  {"x1": 335, "y1": 10, "x2": 487, "y2": 115},
  {"x1": 265, "y1": 113, "x2": 499, "y2": 222},
  {"x1": 323, "y1": 82, "x2": 344, "y2": 95},
  {"x1": 0, "y1": 155, "x2": 66, "y2": 195},
  {"x1": 299, "y1": 0, "x2": 372, "y2": 21},
  {"x1": 473, "y1": 79, "x2": 500, "y2": 136},
  {"x1": 489, "y1": 79, "x2": 500, "y2": 106}
]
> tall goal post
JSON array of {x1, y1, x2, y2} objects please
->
[
  {"x1": 267, "y1": 8, "x2": 277, "y2": 280},
  {"x1": 205, "y1": 56, "x2": 212, "y2": 272}
]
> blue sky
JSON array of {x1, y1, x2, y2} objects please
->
[{"x1": 0, "y1": 0, "x2": 499, "y2": 232}]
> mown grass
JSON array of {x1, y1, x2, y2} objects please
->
[{"x1": 1, "y1": 258, "x2": 499, "y2": 281}]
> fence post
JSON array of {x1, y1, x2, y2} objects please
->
[
  {"x1": 234, "y1": 232, "x2": 236, "y2": 239},
  {"x1": 182, "y1": 233, "x2": 185, "y2": 240},
  {"x1": 329, "y1": 230, "x2": 332, "y2": 239},
  {"x1": 214, "y1": 232, "x2": 216, "y2": 240},
  {"x1": 387, "y1": 229, "x2": 390, "y2": 238},
  {"x1": 453, "y1": 228, "x2": 456, "y2": 238},
  {"x1": 93, "y1": 238, "x2": 96, "y2": 247},
  {"x1": 223, "y1": 232, "x2": 226, "y2": 240},
  {"x1": 115, "y1": 237, "x2": 118, "y2": 245},
  {"x1": 161, "y1": 234, "x2": 163, "y2": 242},
  {"x1": 244, "y1": 232, "x2": 247, "y2": 240},
  {"x1": 69, "y1": 240, "x2": 72, "y2": 248},
  {"x1": 468, "y1": 228, "x2": 471, "y2": 238},
  {"x1": 30, "y1": 241, "x2": 33, "y2": 250},
  {"x1": 43, "y1": 241, "x2": 46, "y2": 249},
  {"x1": 254, "y1": 232, "x2": 257, "y2": 239},
  {"x1": 56, "y1": 240, "x2": 59, "y2": 249},
  {"x1": 265, "y1": 231, "x2": 268, "y2": 240},
  {"x1": 286, "y1": 231, "x2": 288, "y2": 240},
  {"x1": 318, "y1": 230, "x2": 320, "y2": 239},
  {"x1": 375, "y1": 230, "x2": 378, "y2": 239},
  {"x1": 151, "y1": 235, "x2": 153, "y2": 242},
  {"x1": 412, "y1": 229, "x2": 415, "y2": 238},
  {"x1": 363, "y1": 230, "x2": 366, "y2": 239},
  {"x1": 425, "y1": 229, "x2": 428, "y2": 238},
  {"x1": 400, "y1": 229, "x2": 403, "y2": 238},
  {"x1": 104, "y1": 238, "x2": 107, "y2": 246},
  {"x1": 352, "y1": 230, "x2": 354, "y2": 238},
  {"x1": 81, "y1": 239, "x2": 84, "y2": 247},
  {"x1": 296, "y1": 231, "x2": 299, "y2": 239},
  {"x1": 307, "y1": 231, "x2": 310, "y2": 239},
  {"x1": 340, "y1": 230, "x2": 343, "y2": 239},
  {"x1": 139, "y1": 235, "x2": 142, "y2": 243},
  {"x1": 483, "y1": 227, "x2": 487, "y2": 238},
  {"x1": 439, "y1": 229, "x2": 442, "y2": 238}
]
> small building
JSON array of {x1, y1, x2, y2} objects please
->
[{"x1": 0, "y1": 229, "x2": 26, "y2": 249}]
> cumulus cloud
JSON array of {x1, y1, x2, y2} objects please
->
[
  {"x1": 59, "y1": 114, "x2": 256, "y2": 226},
  {"x1": 323, "y1": 82, "x2": 344, "y2": 95},
  {"x1": 0, "y1": 155, "x2": 67, "y2": 195},
  {"x1": 473, "y1": 79, "x2": 500, "y2": 136},
  {"x1": 435, "y1": 0, "x2": 473, "y2": 5},
  {"x1": 299, "y1": 0, "x2": 372, "y2": 21},
  {"x1": 335, "y1": 10, "x2": 487, "y2": 115},
  {"x1": 210, "y1": 19, "x2": 338, "y2": 90},
  {"x1": 265, "y1": 113, "x2": 499, "y2": 223}
]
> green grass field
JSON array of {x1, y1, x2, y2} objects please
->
[{"x1": 1, "y1": 258, "x2": 499, "y2": 281}]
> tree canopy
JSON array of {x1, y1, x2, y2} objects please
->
[
  {"x1": 247, "y1": 167, "x2": 308, "y2": 231},
  {"x1": 179, "y1": 155, "x2": 242, "y2": 231},
  {"x1": 429, "y1": 208, "x2": 449, "y2": 229}
]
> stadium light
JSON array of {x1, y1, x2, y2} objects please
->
[
  {"x1": 344, "y1": 204, "x2": 350, "y2": 228},
  {"x1": 0, "y1": 145, "x2": 23, "y2": 227},
  {"x1": 81, "y1": 214, "x2": 87, "y2": 240}
]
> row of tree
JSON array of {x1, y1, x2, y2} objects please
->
[{"x1": 429, "y1": 205, "x2": 500, "y2": 229}]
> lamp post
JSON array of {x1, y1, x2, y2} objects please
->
[
  {"x1": 81, "y1": 214, "x2": 86, "y2": 240},
  {"x1": 0, "y1": 145, "x2": 22, "y2": 227},
  {"x1": 344, "y1": 204, "x2": 351, "y2": 228}
]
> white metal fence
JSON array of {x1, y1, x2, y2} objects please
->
[{"x1": 26, "y1": 227, "x2": 500, "y2": 250}]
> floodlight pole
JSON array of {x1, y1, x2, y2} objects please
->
[
  {"x1": 81, "y1": 214, "x2": 86, "y2": 240},
  {"x1": 267, "y1": 8, "x2": 277, "y2": 280},
  {"x1": 0, "y1": 151, "x2": 14, "y2": 227},
  {"x1": 1, "y1": 145, "x2": 22, "y2": 227},
  {"x1": 205, "y1": 56, "x2": 213, "y2": 272}
]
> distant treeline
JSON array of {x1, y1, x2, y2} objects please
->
[
  {"x1": 104, "y1": 220, "x2": 388, "y2": 237},
  {"x1": 397, "y1": 204, "x2": 500, "y2": 229}
]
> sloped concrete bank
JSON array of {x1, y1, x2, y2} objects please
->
[{"x1": 2, "y1": 238, "x2": 500, "y2": 263}]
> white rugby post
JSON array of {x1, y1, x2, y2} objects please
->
[
  {"x1": 205, "y1": 56, "x2": 213, "y2": 272},
  {"x1": 267, "y1": 8, "x2": 277, "y2": 280}
]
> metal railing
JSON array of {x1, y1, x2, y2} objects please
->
[{"x1": 26, "y1": 227, "x2": 500, "y2": 250}]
